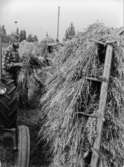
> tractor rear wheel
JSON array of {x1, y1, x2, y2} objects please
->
[{"x1": 0, "y1": 75, "x2": 18, "y2": 128}]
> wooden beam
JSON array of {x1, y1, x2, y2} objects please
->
[
  {"x1": 90, "y1": 45, "x2": 113, "y2": 167},
  {"x1": 0, "y1": 37, "x2": 2, "y2": 80},
  {"x1": 86, "y1": 76, "x2": 108, "y2": 83}
]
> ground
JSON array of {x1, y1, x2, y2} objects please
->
[
  {"x1": 18, "y1": 105, "x2": 54, "y2": 167},
  {"x1": 18, "y1": 107, "x2": 48, "y2": 167}
]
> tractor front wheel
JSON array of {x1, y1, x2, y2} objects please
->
[{"x1": 16, "y1": 125, "x2": 30, "y2": 167}]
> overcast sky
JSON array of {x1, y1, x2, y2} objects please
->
[{"x1": 0, "y1": 0, "x2": 123, "y2": 40}]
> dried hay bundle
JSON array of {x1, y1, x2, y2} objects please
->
[
  {"x1": 53, "y1": 23, "x2": 120, "y2": 68},
  {"x1": 39, "y1": 23, "x2": 124, "y2": 167}
]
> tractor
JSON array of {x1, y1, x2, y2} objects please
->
[{"x1": 0, "y1": 36, "x2": 30, "y2": 166}]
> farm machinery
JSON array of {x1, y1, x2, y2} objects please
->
[{"x1": 0, "y1": 36, "x2": 30, "y2": 166}]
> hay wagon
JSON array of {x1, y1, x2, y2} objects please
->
[{"x1": 40, "y1": 24, "x2": 124, "y2": 167}]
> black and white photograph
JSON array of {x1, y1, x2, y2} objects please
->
[{"x1": 0, "y1": 0, "x2": 123, "y2": 166}]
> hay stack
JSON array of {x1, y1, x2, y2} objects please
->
[{"x1": 39, "y1": 23, "x2": 124, "y2": 167}]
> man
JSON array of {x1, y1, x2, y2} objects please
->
[{"x1": 4, "y1": 41, "x2": 20, "y2": 84}]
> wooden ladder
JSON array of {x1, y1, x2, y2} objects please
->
[
  {"x1": 0, "y1": 36, "x2": 2, "y2": 80},
  {"x1": 88, "y1": 44, "x2": 113, "y2": 167}
]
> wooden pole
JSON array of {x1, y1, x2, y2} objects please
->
[
  {"x1": 123, "y1": 0, "x2": 124, "y2": 26},
  {"x1": 90, "y1": 45, "x2": 113, "y2": 167},
  {"x1": 57, "y1": 6, "x2": 60, "y2": 42},
  {"x1": 0, "y1": 36, "x2": 2, "y2": 80}
]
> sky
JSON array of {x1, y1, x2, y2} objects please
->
[{"x1": 0, "y1": 0, "x2": 123, "y2": 40}]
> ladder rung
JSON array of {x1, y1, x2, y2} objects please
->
[
  {"x1": 86, "y1": 76, "x2": 101, "y2": 82},
  {"x1": 86, "y1": 76, "x2": 108, "y2": 83},
  {"x1": 77, "y1": 112, "x2": 98, "y2": 118}
]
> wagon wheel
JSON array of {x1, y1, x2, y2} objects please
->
[{"x1": 16, "y1": 125, "x2": 30, "y2": 167}]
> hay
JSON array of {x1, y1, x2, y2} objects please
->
[
  {"x1": 39, "y1": 23, "x2": 124, "y2": 167},
  {"x1": 17, "y1": 53, "x2": 47, "y2": 108},
  {"x1": 17, "y1": 40, "x2": 53, "y2": 108},
  {"x1": 19, "y1": 40, "x2": 42, "y2": 58},
  {"x1": 17, "y1": 40, "x2": 57, "y2": 108}
]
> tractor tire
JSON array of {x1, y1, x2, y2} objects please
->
[
  {"x1": 16, "y1": 125, "x2": 30, "y2": 167},
  {"x1": 0, "y1": 75, "x2": 18, "y2": 128}
]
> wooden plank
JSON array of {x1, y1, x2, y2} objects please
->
[
  {"x1": 86, "y1": 76, "x2": 102, "y2": 82},
  {"x1": 0, "y1": 37, "x2": 2, "y2": 80},
  {"x1": 90, "y1": 45, "x2": 113, "y2": 167},
  {"x1": 86, "y1": 76, "x2": 108, "y2": 83},
  {"x1": 76, "y1": 112, "x2": 98, "y2": 118}
]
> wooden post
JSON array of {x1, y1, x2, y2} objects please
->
[
  {"x1": 90, "y1": 45, "x2": 113, "y2": 167},
  {"x1": 0, "y1": 36, "x2": 2, "y2": 80}
]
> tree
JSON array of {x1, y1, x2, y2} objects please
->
[
  {"x1": 27, "y1": 34, "x2": 38, "y2": 42},
  {"x1": 1, "y1": 25, "x2": 6, "y2": 35},
  {"x1": 33, "y1": 35, "x2": 38, "y2": 42},
  {"x1": 64, "y1": 22, "x2": 76, "y2": 41},
  {"x1": 19, "y1": 30, "x2": 27, "y2": 42},
  {"x1": 0, "y1": 25, "x2": 10, "y2": 43},
  {"x1": 27, "y1": 34, "x2": 33, "y2": 42}
]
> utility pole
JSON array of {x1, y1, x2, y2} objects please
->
[
  {"x1": 123, "y1": 0, "x2": 124, "y2": 26},
  {"x1": 56, "y1": 6, "x2": 60, "y2": 42}
]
